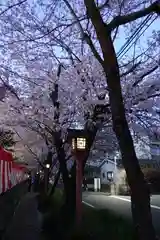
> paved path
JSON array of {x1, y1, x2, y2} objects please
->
[
  {"x1": 83, "y1": 192, "x2": 160, "y2": 236},
  {"x1": 3, "y1": 192, "x2": 42, "y2": 240}
]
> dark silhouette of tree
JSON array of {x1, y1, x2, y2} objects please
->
[{"x1": 0, "y1": 128, "x2": 16, "y2": 150}]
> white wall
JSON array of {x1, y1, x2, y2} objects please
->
[{"x1": 100, "y1": 161, "x2": 116, "y2": 184}]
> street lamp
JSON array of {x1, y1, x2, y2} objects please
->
[
  {"x1": 46, "y1": 163, "x2": 50, "y2": 169},
  {"x1": 68, "y1": 128, "x2": 87, "y2": 226}
]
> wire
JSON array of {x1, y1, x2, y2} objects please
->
[
  {"x1": 119, "y1": 41, "x2": 157, "y2": 68},
  {"x1": 119, "y1": 15, "x2": 158, "y2": 60},
  {"x1": 117, "y1": 14, "x2": 153, "y2": 58}
]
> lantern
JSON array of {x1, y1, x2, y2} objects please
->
[{"x1": 68, "y1": 128, "x2": 87, "y2": 153}]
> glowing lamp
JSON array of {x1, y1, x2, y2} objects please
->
[
  {"x1": 72, "y1": 137, "x2": 86, "y2": 151},
  {"x1": 46, "y1": 163, "x2": 50, "y2": 169}
]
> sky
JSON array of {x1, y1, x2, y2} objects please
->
[{"x1": 114, "y1": 15, "x2": 159, "y2": 59}]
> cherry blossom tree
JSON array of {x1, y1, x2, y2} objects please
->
[
  {"x1": 2, "y1": 53, "x2": 159, "y2": 194},
  {"x1": 82, "y1": 1, "x2": 159, "y2": 239},
  {"x1": 1, "y1": 51, "x2": 160, "y2": 229}
]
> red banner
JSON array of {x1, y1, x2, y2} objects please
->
[{"x1": 0, "y1": 147, "x2": 27, "y2": 194}]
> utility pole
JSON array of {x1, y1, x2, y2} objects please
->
[{"x1": 114, "y1": 155, "x2": 117, "y2": 195}]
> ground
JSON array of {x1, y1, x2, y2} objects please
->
[
  {"x1": 83, "y1": 192, "x2": 160, "y2": 237},
  {"x1": 4, "y1": 192, "x2": 42, "y2": 240}
]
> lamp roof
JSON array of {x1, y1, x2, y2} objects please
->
[{"x1": 67, "y1": 128, "x2": 87, "y2": 139}]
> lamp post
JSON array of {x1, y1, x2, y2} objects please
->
[
  {"x1": 68, "y1": 128, "x2": 87, "y2": 226},
  {"x1": 114, "y1": 155, "x2": 117, "y2": 194}
]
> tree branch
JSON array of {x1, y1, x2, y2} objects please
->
[
  {"x1": 148, "y1": 93, "x2": 160, "y2": 99},
  {"x1": 108, "y1": 1, "x2": 160, "y2": 31},
  {"x1": 98, "y1": 0, "x2": 110, "y2": 10},
  {"x1": 120, "y1": 62, "x2": 141, "y2": 77},
  {"x1": 84, "y1": 33, "x2": 104, "y2": 66},
  {"x1": 63, "y1": 0, "x2": 84, "y2": 37},
  {"x1": 0, "y1": 0, "x2": 26, "y2": 16},
  {"x1": 13, "y1": 128, "x2": 44, "y2": 168},
  {"x1": 0, "y1": 77, "x2": 20, "y2": 100},
  {"x1": 133, "y1": 64, "x2": 159, "y2": 87},
  {"x1": 63, "y1": 0, "x2": 104, "y2": 65}
]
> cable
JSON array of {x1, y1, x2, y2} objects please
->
[
  {"x1": 119, "y1": 15, "x2": 158, "y2": 60},
  {"x1": 120, "y1": 41, "x2": 157, "y2": 68},
  {"x1": 117, "y1": 14, "x2": 153, "y2": 58}
]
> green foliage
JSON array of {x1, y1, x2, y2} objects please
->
[{"x1": 0, "y1": 128, "x2": 16, "y2": 150}]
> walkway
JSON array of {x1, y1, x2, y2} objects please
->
[{"x1": 3, "y1": 192, "x2": 42, "y2": 240}]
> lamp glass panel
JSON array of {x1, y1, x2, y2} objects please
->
[
  {"x1": 72, "y1": 138, "x2": 76, "y2": 150},
  {"x1": 77, "y1": 138, "x2": 86, "y2": 149}
]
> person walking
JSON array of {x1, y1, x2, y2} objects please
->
[{"x1": 83, "y1": 177, "x2": 88, "y2": 191}]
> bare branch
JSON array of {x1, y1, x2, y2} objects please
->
[
  {"x1": 98, "y1": 0, "x2": 110, "y2": 10},
  {"x1": 112, "y1": 0, "x2": 124, "y2": 42},
  {"x1": 13, "y1": 128, "x2": 45, "y2": 168},
  {"x1": 84, "y1": 33, "x2": 104, "y2": 66},
  {"x1": 63, "y1": 0, "x2": 104, "y2": 65},
  {"x1": 108, "y1": 1, "x2": 160, "y2": 31},
  {"x1": 63, "y1": 0, "x2": 84, "y2": 38},
  {"x1": 120, "y1": 62, "x2": 141, "y2": 77},
  {"x1": 0, "y1": 0, "x2": 26, "y2": 16},
  {"x1": 133, "y1": 64, "x2": 159, "y2": 87},
  {"x1": 0, "y1": 77, "x2": 20, "y2": 100},
  {"x1": 147, "y1": 93, "x2": 160, "y2": 99}
]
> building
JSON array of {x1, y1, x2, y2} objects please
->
[
  {"x1": 85, "y1": 124, "x2": 160, "y2": 189},
  {"x1": 85, "y1": 159, "x2": 118, "y2": 184},
  {"x1": 85, "y1": 155, "x2": 160, "y2": 186},
  {"x1": 84, "y1": 165, "x2": 100, "y2": 179},
  {"x1": 149, "y1": 131, "x2": 160, "y2": 160},
  {"x1": 99, "y1": 159, "x2": 117, "y2": 184}
]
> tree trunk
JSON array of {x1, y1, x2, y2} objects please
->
[
  {"x1": 54, "y1": 131, "x2": 76, "y2": 228},
  {"x1": 49, "y1": 169, "x2": 60, "y2": 197},
  {"x1": 114, "y1": 119, "x2": 155, "y2": 239},
  {"x1": 44, "y1": 168, "x2": 49, "y2": 194},
  {"x1": 67, "y1": 168, "x2": 76, "y2": 222},
  {"x1": 54, "y1": 132, "x2": 70, "y2": 194},
  {"x1": 84, "y1": 1, "x2": 156, "y2": 239}
]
